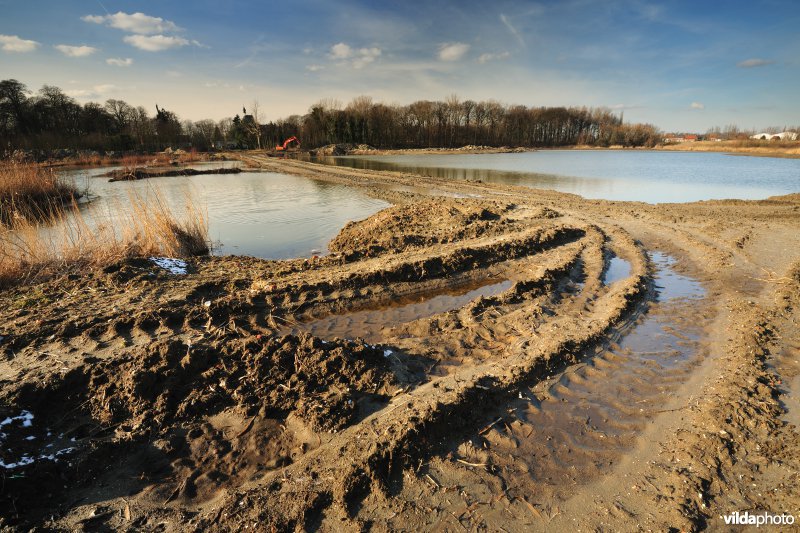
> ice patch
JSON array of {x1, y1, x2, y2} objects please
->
[
  {"x1": 0, "y1": 410, "x2": 34, "y2": 430},
  {"x1": 149, "y1": 257, "x2": 188, "y2": 275},
  {"x1": 384, "y1": 349, "x2": 392, "y2": 358},
  {"x1": 0, "y1": 447, "x2": 77, "y2": 469}
]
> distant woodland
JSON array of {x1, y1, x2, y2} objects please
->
[{"x1": 1, "y1": 79, "x2": 664, "y2": 152}]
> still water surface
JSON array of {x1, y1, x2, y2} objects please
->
[
  {"x1": 61, "y1": 165, "x2": 389, "y2": 259},
  {"x1": 312, "y1": 150, "x2": 800, "y2": 203}
]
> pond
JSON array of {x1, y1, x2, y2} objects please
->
[
  {"x1": 311, "y1": 150, "x2": 800, "y2": 203},
  {"x1": 60, "y1": 164, "x2": 389, "y2": 259}
]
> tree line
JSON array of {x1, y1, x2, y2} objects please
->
[
  {"x1": 264, "y1": 95, "x2": 662, "y2": 149},
  {"x1": 2, "y1": 79, "x2": 663, "y2": 153}
]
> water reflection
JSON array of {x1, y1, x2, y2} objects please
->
[
  {"x1": 59, "y1": 168, "x2": 389, "y2": 259},
  {"x1": 311, "y1": 150, "x2": 800, "y2": 202}
]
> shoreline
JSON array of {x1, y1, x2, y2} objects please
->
[{"x1": 1, "y1": 157, "x2": 799, "y2": 530}]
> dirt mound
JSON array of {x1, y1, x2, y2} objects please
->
[{"x1": 329, "y1": 199, "x2": 550, "y2": 258}]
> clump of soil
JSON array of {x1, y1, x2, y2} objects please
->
[
  {"x1": 329, "y1": 199, "x2": 522, "y2": 258},
  {"x1": 104, "y1": 167, "x2": 241, "y2": 182}
]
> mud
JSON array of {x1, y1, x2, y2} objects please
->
[
  {"x1": 104, "y1": 166, "x2": 242, "y2": 182},
  {"x1": 1, "y1": 154, "x2": 800, "y2": 531}
]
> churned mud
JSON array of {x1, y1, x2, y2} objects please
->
[{"x1": 1, "y1": 154, "x2": 800, "y2": 531}]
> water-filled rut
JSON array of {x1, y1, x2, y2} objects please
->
[{"x1": 441, "y1": 252, "x2": 709, "y2": 501}]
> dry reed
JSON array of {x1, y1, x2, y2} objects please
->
[
  {"x1": 0, "y1": 185, "x2": 209, "y2": 288},
  {"x1": 0, "y1": 161, "x2": 80, "y2": 225}
]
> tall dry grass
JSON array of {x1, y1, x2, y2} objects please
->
[
  {"x1": 0, "y1": 186, "x2": 209, "y2": 288},
  {"x1": 0, "y1": 161, "x2": 80, "y2": 225},
  {"x1": 65, "y1": 149, "x2": 205, "y2": 168}
]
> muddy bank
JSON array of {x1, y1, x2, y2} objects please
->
[
  {"x1": 104, "y1": 166, "x2": 242, "y2": 182},
  {"x1": 310, "y1": 144, "x2": 531, "y2": 156},
  {"x1": 1, "y1": 156, "x2": 799, "y2": 531}
]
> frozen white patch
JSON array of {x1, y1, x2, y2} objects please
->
[
  {"x1": 149, "y1": 257, "x2": 188, "y2": 275},
  {"x1": 0, "y1": 446, "x2": 77, "y2": 470},
  {"x1": 383, "y1": 349, "x2": 393, "y2": 358},
  {"x1": 0, "y1": 411, "x2": 34, "y2": 430}
]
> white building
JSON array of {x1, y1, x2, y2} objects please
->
[{"x1": 750, "y1": 131, "x2": 798, "y2": 141}]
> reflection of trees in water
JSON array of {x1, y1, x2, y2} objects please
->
[{"x1": 314, "y1": 156, "x2": 595, "y2": 194}]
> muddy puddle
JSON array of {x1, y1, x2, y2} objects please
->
[
  {"x1": 453, "y1": 252, "x2": 708, "y2": 500},
  {"x1": 603, "y1": 255, "x2": 631, "y2": 285},
  {"x1": 289, "y1": 278, "x2": 513, "y2": 344}
]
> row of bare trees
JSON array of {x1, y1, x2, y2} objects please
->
[
  {"x1": 3, "y1": 80, "x2": 663, "y2": 153},
  {"x1": 262, "y1": 95, "x2": 662, "y2": 149}
]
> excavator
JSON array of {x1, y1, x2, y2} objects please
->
[{"x1": 275, "y1": 136, "x2": 300, "y2": 151}]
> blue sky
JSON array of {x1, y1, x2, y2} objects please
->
[{"x1": 1, "y1": 0, "x2": 798, "y2": 132}]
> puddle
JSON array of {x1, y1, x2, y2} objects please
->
[
  {"x1": 603, "y1": 255, "x2": 631, "y2": 285},
  {"x1": 457, "y1": 252, "x2": 708, "y2": 501},
  {"x1": 291, "y1": 279, "x2": 512, "y2": 344},
  {"x1": 650, "y1": 251, "x2": 704, "y2": 301}
]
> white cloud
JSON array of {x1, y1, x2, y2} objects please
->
[
  {"x1": 328, "y1": 43, "x2": 381, "y2": 68},
  {"x1": 124, "y1": 34, "x2": 189, "y2": 52},
  {"x1": 0, "y1": 34, "x2": 40, "y2": 53},
  {"x1": 438, "y1": 42, "x2": 470, "y2": 61},
  {"x1": 690, "y1": 102, "x2": 705, "y2": 110},
  {"x1": 737, "y1": 58, "x2": 774, "y2": 68},
  {"x1": 329, "y1": 43, "x2": 352, "y2": 59},
  {"x1": 82, "y1": 12, "x2": 180, "y2": 35},
  {"x1": 55, "y1": 44, "x2": 98, "y2": 57},
  {"x1": 65, "y1": 84, "x2": 116, "y2": 99},
  {"x1": 477, "y1": 51, "x2": 510, "y2": 64},
  {"x1": 352, "y1": 47, "x2": 381, "y2": 69},
  {"x1": 106, "y1": 57, "x2": 133, "y2": 67},
  {"x1": 306, "y1": 64, "x2": 325, "y2": 72}
]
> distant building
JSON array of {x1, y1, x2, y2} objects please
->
[
  {"x1": 663, "y1": 133, "x2": 701, "y2": 143},
  {"x1": 750, "y1": 131, "x2": 798, "y2": 141}
]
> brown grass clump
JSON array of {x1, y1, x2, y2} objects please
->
[
  {"x1": 0, "y1": 186, "x2": 209, "y2": 288},
  {"x1": 0, "y1": 161, "x2": 81, "y2": 225},
  {"x1": 64, "y1": 150, "x2": 207, "y2": 168}
]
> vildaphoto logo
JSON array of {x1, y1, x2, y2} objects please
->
[{"x1": 721, "y1": 511, "x2": 796, "y2": 527}]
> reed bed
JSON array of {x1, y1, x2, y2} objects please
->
[
  {"x1": 0, "y1": 185, "x2": 209, "y2": 288},
  {"x1": 0, "y1": 161, "x2": 81, "y2": 225}
]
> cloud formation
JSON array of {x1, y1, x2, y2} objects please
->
[
  {"x1": 0, "y1": 34, "x2": 39, "y2": 53},
  {"x1": 123, "y1": 35, "x2": 189, "y2": 52},
  {"x1": 82, "y1": 12, "x2": 180, "y2": 34},
  {"x1": 690, "y1": 102, "x2": 705, "y2": 110},
  {"x1": 328, "y1": 43, "x2": 381, "y2": 68},
  {"x1": 55, "y1": 44, "x2": 98, "y2": 57},
  {"x1": 438, "y1": 42, "x2": 470, "y2": 61},
  {"x1": 737, "y1": 58, "x2": 774, "y2": 68},
  {"x1": 106, "y1": 57, "x2": 133, "y2": 67},
  {"x1": 477, "y1": 51, "x2": 510, "y2": 64},
  {"x1": 65, "y1": 84, "x2": 116, "y2": 99}
]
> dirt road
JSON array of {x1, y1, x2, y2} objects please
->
[{"x1": 1, "y1": 155, "x2": 799, "y2": 531}]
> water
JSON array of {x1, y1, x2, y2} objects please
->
[
  {"x1": 312, "y1": 150, "x2": 800, "y2": 203},
  {"x1": 603, "y1": 255, "x2": 631, "y2": 285},
  {"x1": 458, "y1": 252, "x2": 708, "y2": 500},
  {"x1": 60, "y1": 166, "x2": 389, "y2": 259},
  {"x1": 291, "y1": 279, "x2": 513, "y2": 344}
]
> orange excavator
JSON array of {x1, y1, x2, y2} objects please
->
[{"x1": 275, "y1": 136, "x2": 300, "y2": 151}]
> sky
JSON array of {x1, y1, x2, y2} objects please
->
[{"x1": 1, "y1": 0, "x2": 798, "y2": 132}]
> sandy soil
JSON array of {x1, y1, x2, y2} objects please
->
[{"x1": 1, "y1": 155, "x2": 799, "y2": 531}]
